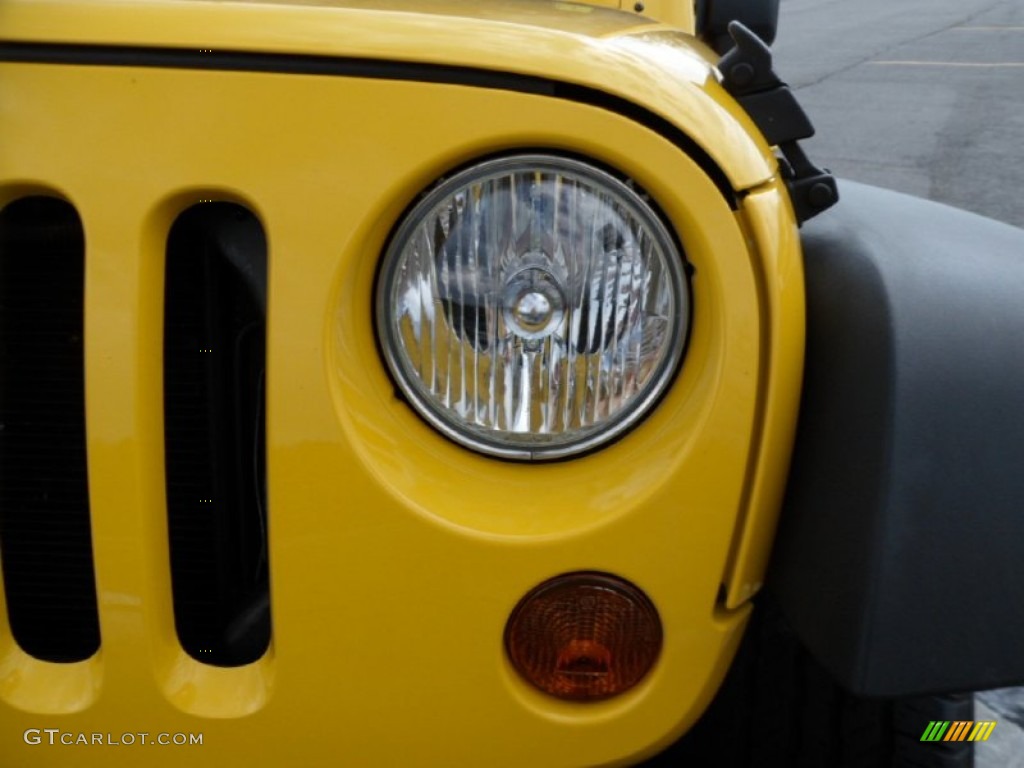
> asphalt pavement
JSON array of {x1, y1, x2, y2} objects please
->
[
  {"x1": 772, "y1": 1, "x2": 1024, "y2": 764},
  {"x1": 774, "y1": 0, "x2": 1024, "y2": 229}
]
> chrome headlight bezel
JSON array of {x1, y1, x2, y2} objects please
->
[{"x1": 375, "y1": 154, "x2": 690, "y2": 460}]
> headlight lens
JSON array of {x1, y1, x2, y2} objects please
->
[{"x1": 376, "y1": 155, "x2": 689, "y2": 459}]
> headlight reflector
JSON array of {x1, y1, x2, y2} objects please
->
[{"x1": 376, "y1": 155, "x2": 688, "y2": 459}]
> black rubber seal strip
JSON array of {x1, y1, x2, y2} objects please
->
[{"x1": 0, "y1": 41, "x2": 737, "y2": 206}]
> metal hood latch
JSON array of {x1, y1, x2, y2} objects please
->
[{"x1": 718, "y1": 21, "x2": 838, "y2": 223}]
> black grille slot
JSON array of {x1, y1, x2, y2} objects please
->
[
  {"x1": 0, "y1": 196, "x2": 100, "y2": 663},
  {"x1": 164, "y1": 203, "x2": 270, "y2": 666}
]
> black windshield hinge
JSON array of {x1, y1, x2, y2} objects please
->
[{"x1": 718, "y1": 21, "x2": 838, "y2": 224}]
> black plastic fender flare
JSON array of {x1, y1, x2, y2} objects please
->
[{"x1": 768, "y1": 180, "x2": 1024, "y2": 697}]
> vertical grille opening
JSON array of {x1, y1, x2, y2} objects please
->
[
  {"x1": 0, "y1": 196, "x2": 100, "y2": 663},
  {"x1": 164, "y1": 203, "x2": 270, "y2": 667}
]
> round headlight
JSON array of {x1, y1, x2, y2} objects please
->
[{"x1": 376, "y1": 155, "x2": 689, "y2": 460}]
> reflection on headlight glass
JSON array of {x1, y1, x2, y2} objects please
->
[{"x1": 379, "y1": 157, "x2": 688, "y2": 459}]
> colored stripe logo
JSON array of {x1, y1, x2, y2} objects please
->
[{"x1": 920, "y1": 721, "x2": 997, "y2": 742}]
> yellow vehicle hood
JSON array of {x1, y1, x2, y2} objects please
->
[{"x1": 0, "y1": 0, "x2": 778, "y2": 191}]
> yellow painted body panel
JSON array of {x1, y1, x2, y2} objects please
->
[
  {"x1": 722, "y1": 183, "x2": 807, "y2": 607},
  {"x1": 577, "y1": 0, "x2": 696, "y2": 30},
  {"x1": 0, "y1": 0, "x2": 775, "y2": 191},
  {"x1": 0, "y1": 1, "x2": 804, "y2": 765}
]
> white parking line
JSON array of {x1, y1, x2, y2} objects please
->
[{"x1": 870, "y1": 61, "x2": 1024, "y2": 67}]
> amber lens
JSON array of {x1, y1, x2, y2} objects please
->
[{"x1": 505, "y1": 573, "x2": 662, "y2": 701}]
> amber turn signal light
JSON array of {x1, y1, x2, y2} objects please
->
[{"x1": 504, "y1": 572, "x2": 662, "y2": 701}]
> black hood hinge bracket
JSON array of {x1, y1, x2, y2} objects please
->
[{"x1": 718, "y1": 21, "x2": 838, "y2": 223}]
